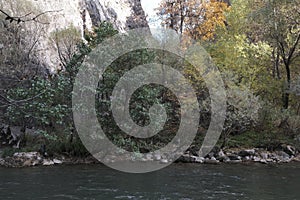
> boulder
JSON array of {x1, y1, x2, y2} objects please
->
[
  {"x1": 274, "y1": 151, "x2": 291, "y2": 163},
  {"x1": 23, "y1": 160, "x2": 33, "y2": 167},
  {"x1": 53, "y1": 159, "x2": 63, "y2": 164},
  {"x1": 43, "y1": 159, "x2": 55, "y2": 166},
  {"x1": 177, "y1": 154, "x2": 196, "y2": 163},
  {"x1": 238, "y1": 149, "x2": 255, "y2": 157},
  {"x1": 160, "y1": 159, "x2": 169, "y2": 164},
  {"x1": 259, "y1": 159, "x2": 268, "y2": 164},
  {"x1": 204, "y1": 158, "x2": 220, "y2": 164},
  {"x1": 225, "y1": 160, "x2": 242, "y2": 164},
  {"x1": 260, "y1": 152, "x2": 269, "y2": 160},
  {"x1": 227, "y1": 154, "x2": 241, "y2": 161},
  {"x1": 282, "y1": 145, "x2": 296, "y2": 156},
  {"x1": 153, "y1": 153, "x2": 162, "y2": 161}
]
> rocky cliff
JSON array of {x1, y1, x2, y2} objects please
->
[{"x1": 1, "y1": 0, "x2": 149, "y2": 71}]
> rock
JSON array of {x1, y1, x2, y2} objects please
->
[
  {"x1": 178, "y1": 154, "x2": 196, "y2": 163},
  {"x1": 274, "y1": 151, "x2": 290, "y2": 163},
  {"x1": 1, "y1": 0, "x2": 149, "y2": 72},
  {"x1": 244, "y1": 156, "x2": 250, "y2": 161},
  {"x1": 292, "y1": 154, "x2": 300, "y2": 162},
  {"x1": 227, "y1": 154, "x2": 241, "y2": 161},
  {"x1": 204, "y1": 159, "x2": 220, "y2": 164},
  {"x1": 225, "y1": 160, "x2": 242, "y2": 164},
  {"x1": 253, "y1": 156, "x2": 261, "y2": 162},
  {"x1": 194, "y1": 156, "x2": 204, "y2": 163},
  {"x1": 13, "y1": 152, "x2": 40, "y2": 159},
  {"x1": 211, "y1": 156, "x2": 217, "y2": 161},
  {"x1": 260, "y1": 152, "x2": 269, "y2": 160},
  {"x1": 32, "y1": 160, "x2": 40, "y2": 166},
  {"x1": 218, "y1": 150, "x2": 226, "y2": 157},
  {"x1": 0, "y1": 158, "x2": 5, "y2": 166},
  {"x1": 23, "y1": 160, "x2": 33, "y2": 167},
  {"x1": 160, "y1": 159, "x2": 169, "y2": 164},
  {"x1": 43, "y1": 159, "x2": 55, "y2": 166},
  {"x1": 282, "y1": 145, "x2": 296, "y2": 156},
  {"x1": 153, "y1": 153, "x2": 162, "y2": 161},
  {"x1": 53, "y1": 159, "x2": 63, "y2": 164},
  {"x1": 145, "y1": 153, "x2": 153, "y2": 161},
  {"x1": 259, "y1": 159, "x2": 268, "y2": 164},
  {"x1": 205, "y1": 152, "x2": 215, "y2": 159},
  {"x1": 216, "y1": 150, "x2": 228, "y2": 162},
  {"x1": 187, "y1": 145, "x2": 200, "y2": 156},
  {"x1": 276, "y1": 151, "x2": 290, "y2": 159},
  {"x1": 238, "y1": 149, "x2": 255, "y2": 157}
]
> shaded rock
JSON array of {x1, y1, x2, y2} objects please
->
[
  {"x1": 259, "y1": 159, "x2": 268, "y2": 164},
  {"x1": 225, "y1": 160, "x2": 242, "y2": 164},
  {"x1": 276, "y1": 151, "x2": 290, "y2": 159},
  {"x1": 23, "y1": 160, "x2": 33, "y2": 167},
  {"x1": 227, "y1": 154, "x2": 241, "y2": 161},
  {"x1": 275, "y1": 151, "x2": 291, "y2": 163},
  {"x1": 281, "y1": 145, "x2": 296, "y2": 156},
  {"x1": 0, "y1": 158, "x2": 5, "y2": 166},
  {"x1": 260, "y1": 152, "x2": 269, "y2": 160},
  {"x1": 204, "y1": 158, "x2": 220, "y2": 164},
  {"x1": 187, "y1": 145, "x2": 200, "y2": 156},
  {"x1": 238, "y1": 149, "x2": 255, "y2": 157},
  {"x1": 292, "y1": 154, "x2": 300, "y2": 162},
  {"x1": 177, "y1": 154, "x2": 196, "y2": 163}
]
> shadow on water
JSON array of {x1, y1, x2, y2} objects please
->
[{"x1": 0, "y1": 163, "x2": 300, "y2": 200}]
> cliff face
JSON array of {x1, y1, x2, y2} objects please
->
[
  {"x1": 83, "y1": 0, "x2": 148, "y2": 32},
  {"x1": 30, "y1": 0, "x2": 148, "y2": 33},
  {"x1": 1, "y1": 0, "x2": 149, "y2": 71}
]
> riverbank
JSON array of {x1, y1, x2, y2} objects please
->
[{"x1": 1, "y1": 145, "x2": 300, "y2": 168}]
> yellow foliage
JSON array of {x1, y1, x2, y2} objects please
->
[{"x1": 158, "y1": 0, "x2": 230, "y2": 43}]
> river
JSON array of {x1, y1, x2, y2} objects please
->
[{"x1": 0, "y1": 163, "x2": 299, "y2": 199}]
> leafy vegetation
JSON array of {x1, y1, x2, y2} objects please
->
[{"x1": 0, "y1": 0, "x2": 299, "y2": 157}]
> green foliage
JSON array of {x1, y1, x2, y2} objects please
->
[
  {"x1": 4, "y1": 22, "x2": 120, "y2": 145},
  {"x1": 1, "y1": 148, "x2": 19, "y2": 158},
  {"x1": 5, "y1": 77, "x2": 70, "y2": 128}
]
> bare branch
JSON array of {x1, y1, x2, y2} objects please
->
[{"x1": 0, "y1": 8, "x2": 63, "y2": 24}]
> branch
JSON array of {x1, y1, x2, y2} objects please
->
[
  {"x1": 287, "y1": 32, "x2": 300, "y2": 64},
  {"x1": 0, "y1": 91, "x2": 46, "y2": 108},
  {"x1": 0, "y1": 9, "x2": 63, "y2": 24}
]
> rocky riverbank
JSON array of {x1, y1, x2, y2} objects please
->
[
  {"x1": 0, "y1": 145, "x2": 300, "y2": 168},
  {"x1": 177, "y1": 145, "x2": 300, "y2": 164},
  {"x1": 0, "y1": 152, "x2": 99, "y2": 168}
]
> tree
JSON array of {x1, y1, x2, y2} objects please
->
[
  {"x1": 157, "y1": 0, "x2": 229, "y2": 42},
  {"x1": 254, "y1": 0, "x2": 300, "y2": 109},
  {"x1": 0, "y1": 0, "x2": 49, "y2": 113},
  {"x1": 50, "y1": 25, "x2": 82, "y2": 69}
]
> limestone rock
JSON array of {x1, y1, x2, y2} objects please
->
[
  {"x1": 43, "y1": 159, "x2": 55, "y2": 166},
  {"x1": 2, "y1": 0, "x2": 149, "y2": 71},
  {"x1": 53, "y1": 159, "x2": 63, "y2": 164}
]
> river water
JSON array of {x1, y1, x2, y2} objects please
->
[{"x1": 0, "y1": 163, "x2": 299, "y2": 200}]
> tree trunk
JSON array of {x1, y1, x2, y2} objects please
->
[{"x1": 283, "y1": 62, "x2": 291, "y2": 109}]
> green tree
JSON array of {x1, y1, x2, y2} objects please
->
[{"x1": 253, "y1": 0, "x2": 300, "y2": 109}]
